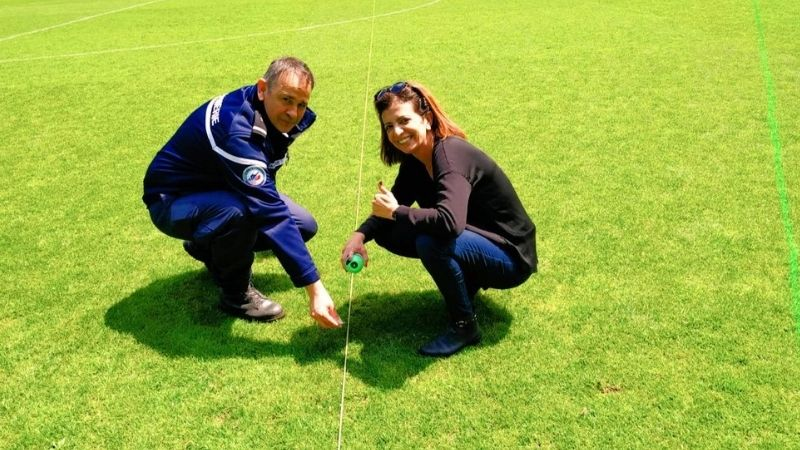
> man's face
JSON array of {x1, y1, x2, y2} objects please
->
[{"x1": 258, "y1": 72, "x2": 312, "y2": 133}]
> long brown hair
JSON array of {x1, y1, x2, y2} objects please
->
[{"x1": 373, "y1": 81, "x2": 466, "y2": 166}]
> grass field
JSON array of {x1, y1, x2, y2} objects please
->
[{"x1": 1, "y1": 0, "x2": 799, "y2": 448}]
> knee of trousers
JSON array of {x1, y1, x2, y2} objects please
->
[
  {"x1": 414, "y1": 234, "x2": 452, "y2": 261},
  {"x1": 298, "y1": 218, "x2": 318, "y2": 242},
  {"x1": 373, "y1": 227, "x2": 420, "y2": 259},
  {"x1": 193, "y1": 205, "x2": 251, "y2": 246}
]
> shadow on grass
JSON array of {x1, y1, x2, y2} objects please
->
[
  {"x1": 106, "y1": 271, "x2": 512, "y2": 389},
  {"x1": 106, "y1": 270, "x2": 297, "y2": 358},
  {"x1": 294, "y1": 290, "x2": 513, "y2": 389}
]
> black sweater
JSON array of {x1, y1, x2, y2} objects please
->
[{"x1": 357, "y1": 136, "x2": 537, "y2": 274}]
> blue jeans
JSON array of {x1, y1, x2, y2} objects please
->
[
  {"x1": 374, "y1": 223, "x2": 531, "y2": 322},
  {"x1": 147, "y1": 190, "x2": 316, "y2": 292}
]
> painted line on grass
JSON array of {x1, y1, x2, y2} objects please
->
[
  {"x1": 752, "y1": 0, "x2": 800, "y2": 337},
  {"x1": 337, "y1": 0, "x2": 378, "y2": 447},
  {"x1": 0, "y1": 0, "x2": 167, "y2": 43},
  {"x1": 0, "y1": 0, "x2": 441, "y2": 65}
]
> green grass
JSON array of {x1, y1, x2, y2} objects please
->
[{"x1": 1, "y1": 0, "x2": 799, "y2": 448}]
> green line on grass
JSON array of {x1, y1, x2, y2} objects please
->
[{"x1": 752, "y1": 0, "x2": 800, "y2": 338}]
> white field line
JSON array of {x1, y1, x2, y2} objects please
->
[
  {"x1": 0, "y1": 0, "x2": 167, "y2": 43},
  {"x1": 0, "y1": 0, "x2": 441, "y2": 64},
  {"x1": 337, "y1": 0, "x2": 377, "y2": 445}
]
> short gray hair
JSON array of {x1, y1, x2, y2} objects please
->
[{"x1": 263, "y1": 56, "x2": 315, "y2": 90}]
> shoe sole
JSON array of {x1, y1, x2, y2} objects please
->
[
  {"x1": 218, "y1": 303, "x2": 286, "y2": 322},
  {"x1": 418, "y1": 336, "x2": 482, "y2": 357}
]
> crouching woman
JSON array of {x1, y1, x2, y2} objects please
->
[{"x1": 341, "y1": 81, "x2": 537, "y2": 357}]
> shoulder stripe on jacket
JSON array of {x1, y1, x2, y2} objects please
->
[{"x1": 204, "y1": 95, "x2": 267, "y2": 169}]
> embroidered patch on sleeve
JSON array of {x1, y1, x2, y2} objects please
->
[{"x1": 242, "y1": 165, "x2": 267, "y2": 186}]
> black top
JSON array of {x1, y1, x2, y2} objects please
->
[{"x1": 357, "y1": 136, "x2": 537, "y2": 273}]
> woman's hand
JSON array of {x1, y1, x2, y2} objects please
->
[
  {"x1": 371, "y1": 181, "x2": 398, "y2": 220},
  {"x1": 341, "y1": 232, "x2": 369, "y2": 270}
]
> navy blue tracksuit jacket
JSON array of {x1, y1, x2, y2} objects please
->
[{"x1": 143, "y1": 85, "x2": 319, "y2": 287}]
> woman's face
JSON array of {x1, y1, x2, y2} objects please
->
[{"x1": 380, "y1": 100, "x2": 432, "y2": 156}]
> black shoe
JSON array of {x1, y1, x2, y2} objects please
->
[
  {"x1": 219, "y1": 285, "x2": 285, "y2": 322},
  {"x1": 418, "y1": 317, "x2": 481, "y2": 357}
]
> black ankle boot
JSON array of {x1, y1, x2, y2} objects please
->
[{"x1": 418, "y1": 316, "x2": 481, "y2": 357}]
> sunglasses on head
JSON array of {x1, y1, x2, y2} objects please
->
[
  {"x1": 373, "y1": 81, "x2": 408, "y2": 102},
  {"x1": 373, "y1": 81, "x2": 429, "y2": 111}
]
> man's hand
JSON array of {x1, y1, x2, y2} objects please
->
[{"x1": 305, "y1": 280, "x2": 343, "y2": 328}]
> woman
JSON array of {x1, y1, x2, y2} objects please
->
[{"x1": 341, "y1": 81, "x2": 537, "y2": 357}]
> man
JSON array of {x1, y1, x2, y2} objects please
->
[{"x1": 143, "y1": 56, "x2": 342, "y2": 328}]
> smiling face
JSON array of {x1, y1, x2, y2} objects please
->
[
  {"x1": 380, "y1": 100, "x2": 433, "y2": 158},
  {"x1": 257, "y1": 71, "x2": 312, "y2": 133}
]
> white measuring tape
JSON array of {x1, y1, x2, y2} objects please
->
[{"x1": 336, "y1": 1, "x2": 377, "y2": 448}]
